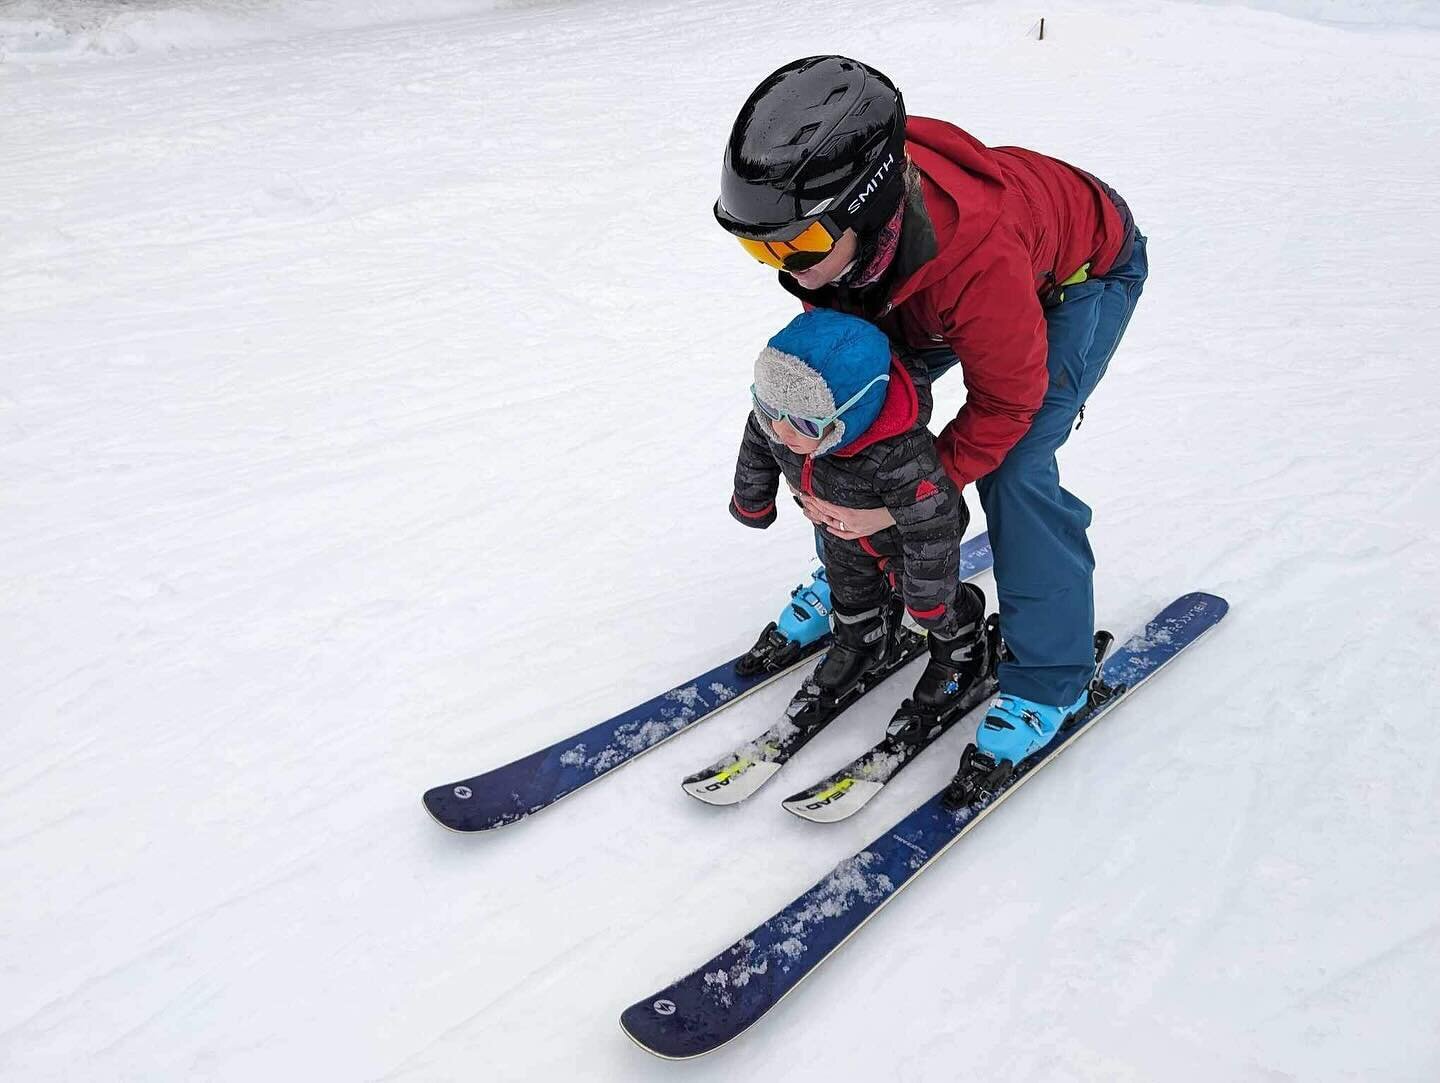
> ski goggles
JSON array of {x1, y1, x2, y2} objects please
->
[
  {"x1": 734, "y1": 219, "x2": 842, "y2": 272},
  {"x1": 751, "y1": 372, "x2": 890, "y2": 439}
]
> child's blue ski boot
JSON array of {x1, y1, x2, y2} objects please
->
[{"x1": 735, "y1": 566, "x2": 833, "y2": 676}]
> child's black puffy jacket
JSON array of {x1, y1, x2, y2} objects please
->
[{"x1": 730, "y1": 351, "x2": 969, "y2": 633}]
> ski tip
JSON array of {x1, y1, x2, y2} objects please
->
[
  {"x1": 619, "y1": 1009, "x2": 695, "y2": 1061},
  {"x1": 421, "y1": 785, "x2": 526, "y2": 833},
  {"x1": 620, "y1": 995, "x2": 738, "y2": 1060},
  {"x1": 679, "y1": 763, "x2": 726, "y2": 787},
  {"x1": 681, "y1": 760, "x2": 782, "y2": 806},
  {"x1": 781, "y1": 778, "x2": 884, "y2": 823},
  {"x1": 680, "y1": 777, "x2": 747, "y2": 806},
  {"x1": 422, "y1": 787, "x2": 464, "y2": 831}
]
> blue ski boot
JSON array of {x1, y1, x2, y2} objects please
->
[
  {"x1": 777, "y1": 566, "x2": 832, "y2": 647},
  {"x1": 735, "y1": 567, "x2": 833, "y2": 676},
  {"x1": 943, "y1": 630, "x2": 1116, "y2": 809},
  {"x1": 975, "y1": 689, "x2": 1090, "y2": 765}
]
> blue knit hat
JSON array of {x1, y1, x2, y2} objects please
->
[{"x1": 752, "y1": 309, "x2": 892, "y2": 455}]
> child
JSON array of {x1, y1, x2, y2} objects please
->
[{"x1": 730, "y1": 308, "x2": 990, "y2": 721}]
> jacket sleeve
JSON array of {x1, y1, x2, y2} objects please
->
[
  {"x1": 875, "y1": 433, "x2": 968, "y2": 631},
  {"x1": 934, "y1": 236, "x2": 1050, "y2": 488},
  {"x1": 730, "y1": 412, "x2": 781, "y2": 529}
]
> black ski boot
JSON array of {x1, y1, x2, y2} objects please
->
[
  {"x1": 811, "y1": 598, "x2": 900, "y2": 703},
  {"x1": 910, "y1": 583, "x2": 992, "y2": 714}
]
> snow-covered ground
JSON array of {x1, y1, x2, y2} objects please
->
[{"x1": 3, "y1": 1, "x2": 1438, "y2": 1079}]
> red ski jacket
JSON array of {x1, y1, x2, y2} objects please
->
[{"x1": 790, "y1": 117, "x2": 1133, "y2": 488}]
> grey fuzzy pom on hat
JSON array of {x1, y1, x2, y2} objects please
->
[{"x1": 753, "y1": 346, "x2": 848, "y2": 455}]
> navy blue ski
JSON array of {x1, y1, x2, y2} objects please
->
[
  {"x1": 620, "y1": 591, "x2": 1228, "y2": 1059},
  {"x1": 423, "y1": 533, "x2": 995, "y2": 831}
]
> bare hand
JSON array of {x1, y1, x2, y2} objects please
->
[{"x1": 793, "y1": 489, "x2": 895, "y2": 540}]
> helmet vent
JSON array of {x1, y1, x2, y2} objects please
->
[
  {"x1": 788, "y1": 122, "x2": 820, "y2": 146},
  {"x1": 824, "y1": 86, "x2": 848, "y2": 105}
]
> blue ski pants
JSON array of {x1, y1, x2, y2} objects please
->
[{"x1": 921, "y1": 233, "x2": 1149, "y2": 706}]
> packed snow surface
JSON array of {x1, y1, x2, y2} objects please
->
[{"x1": 3, "y1": 1, "x2": 1438, "y2": 1079}]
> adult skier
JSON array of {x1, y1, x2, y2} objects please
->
[{"x1": 714, "y1": 55, "x2": 1147, "y2": 770}]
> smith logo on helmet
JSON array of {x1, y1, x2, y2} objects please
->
[{"x1": 847, "y1": 152, "x2": 897, "y2": 216}]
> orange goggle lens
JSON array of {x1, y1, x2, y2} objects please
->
[{"x1": 736, "y1": 219, "x2": 839, "y2": 270}]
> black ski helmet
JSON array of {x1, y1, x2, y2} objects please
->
[{"x1": 715, "y1": 56, "x2": 907, "y2": 245}]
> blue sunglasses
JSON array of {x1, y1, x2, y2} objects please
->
[{"x1": 751, "y1": 373, "x2": 890, "y2": 439}]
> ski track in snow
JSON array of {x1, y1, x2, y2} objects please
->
[{"x1": 3, "y1": 1, "x2": 1439, "y2": 1080}]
